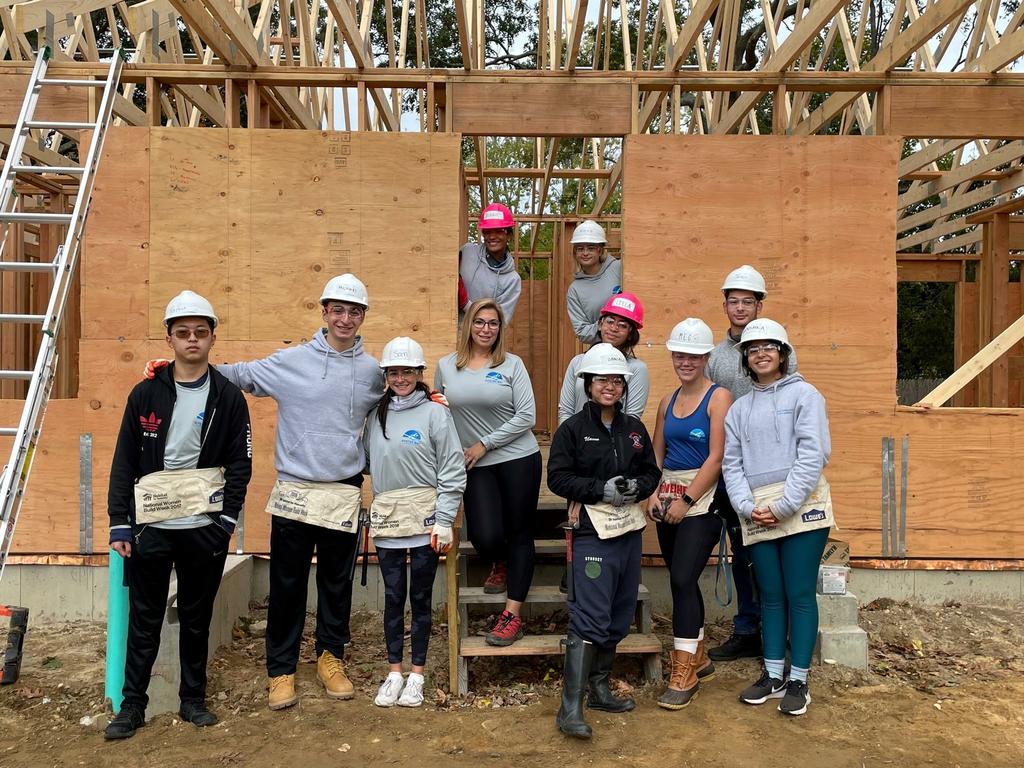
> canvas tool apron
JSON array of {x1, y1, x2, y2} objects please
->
[
  {"x1": 265, "y1": 479, "x2": 362, "y2": 533},
  {"x1": 578, "y1": 500, "x2": 647, "y2": 540},
  {"x1": 369, "y1": 487, "x2": 437, "y2": 538},
  {"x1": 740, "y1": 476, "x2": 833, "y2": 546},
  {"x1": 658, "y1": 468, "x2": 716, "y2": 518},
  {"x1": 134, "y1": 467, "x2": 225, "y2": 523}
]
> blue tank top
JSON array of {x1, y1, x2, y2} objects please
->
[{"x1": 663, "y1": 385, "x2": 719, "y2": 471}]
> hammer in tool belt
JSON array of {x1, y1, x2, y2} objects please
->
[{"x1": 562, "y1": 502, "x2": 582, "y2": 603}]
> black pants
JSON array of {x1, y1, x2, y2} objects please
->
[
  {"x1": 462, "y1": 451, "x2": 542, "y2": 602},
  {"x1": 265, "y1": 474, "x2": 362, "y2": 677},
  {"x1": 656, "y1": 509, "x2": 723, "y2": 638},
  {"x1": 568, "y1": 530, "x2": 642, "y2": 649},
  {"x1": 122, "y1": 524, "x2": 229, "y2": 711},
  {"x1": 377, "y1": 545, "x2": 439, "y2": 666}
]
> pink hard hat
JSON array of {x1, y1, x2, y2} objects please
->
[
  {"x1": 479, "y1": 203, "x2": 515, "y2": 230},
  {"x1": 600, "y1": 292, "x2": 644, "y2": 329}
]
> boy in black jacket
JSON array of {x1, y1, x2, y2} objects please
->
[{"x1": 105, "y1": 291, "x2": 252, "y2": 740}]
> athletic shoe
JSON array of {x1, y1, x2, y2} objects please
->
[
  {"x1": 483, "y1": 562, "x2": 507, "y2": 594},
  {"x1": 485, "y1": 610, "x2": 524, "y2": 646},
  {"x1": 708, "y1": 632, "x2": 762, "y2": 661},
  {"x1": 779, "y1": 680, "x2": 811, "y2": 716},
  {"x1": 739, "y1": 669, "x2": 786, "y2": 705},
  {"x1": 179, "y1": 699, "x2": 218, "y2": 727},
  {"x1": 374, "y1": 672, "x2": 405, "y2": 707},
  {"x1": 103, "y1": 706, "x2": 145, "y2": 740},
  {"x1": 397, "y1": 672, "x2": 425, "y2": 707}
]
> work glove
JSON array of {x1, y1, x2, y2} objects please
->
[
  {"x1": 602, "y1": 476, "x2": 628, "y2": 506},
  {"x1": 429, "y1": 390, "x2": 450, "y2": 407},
  {"x1": 143, "y1": 358, "x2": 171, "y2": 379},
  {"x1": 431, "y1": 523, "x2": 453, "y2": 553},
  {"x1": 621, "y1": 478, "x2": 640, "y2": 503}
]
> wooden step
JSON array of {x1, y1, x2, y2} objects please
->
[
  {"x1": 459, "y1": 537, "x2": 566, "y2": 555},
  {"x1": 460, "y1": 632, "x2": 662, "y2": 657},
  {"x1": 459, "y1": 584, "x2": 649, "y2": 605}
]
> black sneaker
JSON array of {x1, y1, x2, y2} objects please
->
[
  {"x1": 708, "y1": 632, "x2": 762, "y2": 662},
  {"x1": 179, "y1": 699, "x2": 218, "y2": 727},
  {"x1": 103, "y1": 706, "x2": 146, "y2": 740},
  {"x1": 739, "y1": 670, "x2": 786, "y2": 705},
  {"x1": 778, "y1": 680, "x2": 811, "y2": 716}
]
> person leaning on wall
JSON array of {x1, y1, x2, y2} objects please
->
[
  {"x1": 565, "y1": 220, "x2": 622, "y2": 344},
  {"x1": 459, "y1": 203, "x2": 522, "y2": 324}
]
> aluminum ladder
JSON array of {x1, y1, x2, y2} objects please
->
[{"x1": 0, "y1": 49, "x2": 122, "y2": 681}]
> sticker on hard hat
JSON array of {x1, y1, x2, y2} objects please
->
[
  {"x1": 483, "y1": 210, "x2": 505, "y2": 221},
  {"x1": 610, "y1": 297, "x2": 635, "y2": 312}
]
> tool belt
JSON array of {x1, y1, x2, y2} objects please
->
[
  {"x1": 134, "y1": 467, "x2": 225, "y2": 524},
  {"x1": 369, "y1": 486, "x2": 437, "y2": 538},
  {"x1": 740, "y1": 476, "x2": 833, "y2": 546},
  {"x1": 265, "y1": 479, "x2": 361, "y2": 533},
  {"x1": 583, "y1": 500, "x2": 646, "y2": 540},
  {"x1": 658, "y1": 468, "x2": 716, "y2": 518}
]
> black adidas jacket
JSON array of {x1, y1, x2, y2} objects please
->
[
  {"x1": 547, "y1": 400, "x2": 661, "y2": 536},
  {"x1": 107, "y1": 363, "x2": 253, "y2": 536}
]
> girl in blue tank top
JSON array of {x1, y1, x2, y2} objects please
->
[{"x1": 663, "y1": 385, "x2": 720, "y2": 472}]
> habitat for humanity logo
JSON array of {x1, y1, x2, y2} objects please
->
[
  {"x1": 401, "y1": 429, "x2": 423, "y2": 445},
  {"x1": 140, "y1": 412, "x2": 162, "y2": 438},
  {"x1": 484, "y1": 372, "x2": 504, "y2": 384},
  {"x1": 688, "y1": 428, "x2": 707, "y2": 443}
]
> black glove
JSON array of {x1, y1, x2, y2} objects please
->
[{"x1": 602, "y1": 476, "x2": 628, "y2": 506}]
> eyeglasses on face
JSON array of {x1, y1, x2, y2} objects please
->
[
  {"x1": 325, "y1": 305, "x2": 365, "y2": 319},
  {"x1": 592, "y1": 375, "x2": 626, "y2": 388},
  {"x1": 472, "y1": 318, "x2": 501, "y2": 329},
  {"x1": 574, "y1": 244, "x2": 603, "y2": 253},
  {"x1": 600, "y1": 316, "x2": 631, "y2": 331},
  {"x1": 726, "y1": 298, "x2": 758, "y2": 308},
  {"x1": 171, "y1": 327, "x2": 212, "y2": 340},
  {"x1": 385, "y1": 368, "x2": 420, "y2": 379},
  {"x1": 745, "y1": 342, "x2": 782, "y2": 356}
]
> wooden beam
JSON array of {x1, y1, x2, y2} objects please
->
[
  {"x1": 898, "y1": 141, "x2": 1024, "y2": 210},
  {"x1": 565, "y1": 0, "x2": 589, "y2": 72},
  {"x1": 897, "y1": 169, "x2": 1024, "y2": 232},
  {"x1": 888, "y1": 85, "x2": 1024, "y2": 139},
  {"x1": 896, "y1": 259, "x2": 962, "y2": 282},
  {"x1": 966, "y1": 198, "x2": 1024, "y2": 224}
]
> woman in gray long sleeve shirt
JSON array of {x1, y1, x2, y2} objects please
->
[{"x1": 434, "y1": 298, "x2": 542, "y2": 648}]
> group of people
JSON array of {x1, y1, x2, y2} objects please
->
[{"x1": 104, "y1": 203, "x2": 832, "y2": 743}]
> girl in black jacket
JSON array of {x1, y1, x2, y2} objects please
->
[{"x1": 546, "y1": 344, "x2": 661, "y2": 740}]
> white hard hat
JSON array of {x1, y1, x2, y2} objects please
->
[
  {"x1": 666, "y1": 318, "x2": 714, "y2": 354},
  {"x1": 577, "y1": 343, "x2": 632, "y2": 379},
  {"x1": 721, "y1": 264, "x2": 767, "y2": 297},
  {"x1": 380, "y1": 336, "x2": 426, "y2": 369},
  {"x1": 164, "y1": 290, "x2": 218, "y2": 328},
  {"x1": 740, "y1": 318, "x2": 791, "y2": 351},
  {"x1": 571, "y1": 220, "x2": 607, "y2": 245},
  {"x1": 320, "y1": 273, "x2": 369, "y2": 308}
]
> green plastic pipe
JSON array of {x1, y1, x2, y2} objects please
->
[{"x1": 104, "y1": 549, "x2": 129, "y2": 711}]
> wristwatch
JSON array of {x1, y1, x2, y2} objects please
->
[{"x1": 682, "y1": 493, "x2": 696, "y2": 508}]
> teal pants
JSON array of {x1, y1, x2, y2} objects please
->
[{"x1": 749, "y1": 527, "x2": 829, "y2": 669}]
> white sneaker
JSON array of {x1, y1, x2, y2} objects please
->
[
  {"x1": 374, "y1": 672, "x2": 404, "y2": 707},
  {"x1": 397, "y1": 672, "x2": 424, "y2": 708}
]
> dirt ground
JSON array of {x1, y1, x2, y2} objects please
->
[{"x1": 1, "y1": 598, "x2": 1022, "y2": 768}]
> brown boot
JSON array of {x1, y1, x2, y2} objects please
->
[
  {"x1": 694, "y1": 639, "x2": 716, "y2": 681},
  {"x1": 317, "y1": 650, "x2": 355, "y2": 700},
  {"x1": 657, "y1": 649, "x2": 700, "y2": 710},
  {"x1": 268, "y1": 674, "x2": 298, "y2": 711}
]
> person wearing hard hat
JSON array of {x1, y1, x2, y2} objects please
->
[
  {"x1": 722, "y1": 318, "x2": 832, "y2": 717},
  {"x1": 105, "y1": 291, "x2": 253, "y2": 740},
  {"x1": 459, "y1": 203, "x2": 522, "y2": 324},
  {"x1": 705, "y1": 265, "x2": 797, "y2": 664},
  {"x1": 646, "y1": 319, "x2": 733, "y2": 712},
  {"x1": 547, "y1": 343, "x2": 661, "y2": 740},
  {"x1": 557, "y1": 292, "x2": 649, "y2": 425},
  {"x1": 364, "y1": 337, "x2": 466, "y2": 708},
  {"x1": 434, "y1": 298, "x2": 541, "y2": 646},
  {"x1": 566, "y1": 220, "x2": 622, "y2": 344}
]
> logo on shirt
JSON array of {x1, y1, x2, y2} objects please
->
[
  {"x1": 688, "y1": 428, "x2": 707, "y2": 443},
  {"x1": 583, "y1": 436, "x2": 600, "y2": 442},
  {"x1": 195, "y1": 410, "x2": 205, "y2": 428},
  {"x1": 401, "y1": 429, "x2": 423, "y2": 445},
  {"x1": 611, "y1": 285, "x2": 622, "y2": 294},
  {"x1": 484, "y1": 371, "x2": 505, "y2": 384},
  {"x1": 140, "y1": 412, "x2": 162, "y2": 438},
  {"x1": 628, "y1": 432, "x2": 644, "y2": 450}
]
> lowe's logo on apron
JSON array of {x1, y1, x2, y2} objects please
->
[
  {"x1": 209, "y1": 489, "x2": 224, "y2": 505},
  {"x1": 801, "y1": 509, "x2": 827, "y2": 523},
  {"x1": 422, "y1": 514, "x2": 436, "y2": 526}
]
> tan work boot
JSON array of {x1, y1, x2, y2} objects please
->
[
  {"x1": 657, "y1": 649, "x2": 700, "y2": 710},
  {"x1": 317, "y1": 650, "x2": 355, "y2": 700},
  {"x1": 694, "y1": 639, "x2": 716, "y2": 681},
  {"x1": 268, "y1": 674, "x2": 298, "y2": 711}
]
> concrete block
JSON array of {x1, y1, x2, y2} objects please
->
[
  {"x1": 816, "y1": 626, "x2": 869, "y2": 671},
  {"x1": 848, "y1": 568, "x2": 915, "y2": 605},
  {"x1": 17, "y1": 565, "x2": 96, "y2": 620},
  {"x1": 817, "y1": 592, "x2": 860, "y2": 628},
  {"x1": 911, "y1": 570, "x2": 1023, "y2": 604},
  {"x1": 90, "y1": 563, "x2": 110, "y2": 621},
  {"x1": 0, "y1": 565, "x2": 21, "y2": 608}
]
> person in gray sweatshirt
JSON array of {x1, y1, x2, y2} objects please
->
[
  {"x1": 434, "y1": 298, "x2": 541, "y2": 647},
  {"x1": 565, "y1": 220, "x2": 622, "y2": 344},
  {"x1": 459, "y1": 203, "x2": 522, "y2": 324},
  {"x1": 364, "y1": 337, "x2": 466, "y2": 710},
  {"x1": 722, "y1": 318, "x2": 831, "y2": 718},
  {"x1": 217, "y1": 274, "x2": 384, "y2": 711}
]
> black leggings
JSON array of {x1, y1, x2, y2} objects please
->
[
  {"x1": 462, "y1": 451, "x2": 542, "y2": 602},
  {"x1": 377, "y1": 545, "x2": 439, "y2": 667},
  {"x1": 656, "y1": 510, "x2": 723, "y2": 638}
]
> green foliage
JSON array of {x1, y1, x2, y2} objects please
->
[{"x1": 897, "y1": 282, "x2": 955, "y2": 379}]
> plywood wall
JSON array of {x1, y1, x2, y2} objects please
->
[{"x1": 3, "y1": 127, "x2": 460, "y2": 554}]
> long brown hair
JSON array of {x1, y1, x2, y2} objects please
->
[{"x1": 456, "y1": 298, "x2": 508, "y2": 370}]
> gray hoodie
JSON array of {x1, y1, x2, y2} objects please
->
[
  {"x1": 459, "y1": 242, "x2": 522, "y2": 323},
  {"x1": 364, "y1": 390, "x2": 466, "y2": 529},
  {"x1": 707, "y1": 330, "x2": 799, "y2": 399},
  {"x1": 722, "y1": 373, "x2": 830, "y2": 521},
  {"x1": 566, "y1": 257, "x2": 622, "y2": 344},
  {"x1": 557, "y1": 352, "x2": 649, "y2": 425},
  {"x1": 217, "y1": 330, "x2": 384, "y2": 483}
]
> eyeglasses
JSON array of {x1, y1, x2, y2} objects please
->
[
  {"x1": 592, "y1": 376, "x2": 626, "y2": 388},
  {"x1": 727, "y1": 298, "x2": 758, "y2": 308},
  {"x1": 472, "y1": 318, "x2": 501, "y2": 329},
  {"x1": 600, "y1": 317, "x2": 631, "y2": 331},
  {"x1": 574, "y1": 244, "x2": 603, "y2": 253},
  {"x1": 325, "y1": 305, "x2": 365, "y2": 319},
  {"x1": 385, "y1": 368, "x2": 420, "y2": 379},
  {"x1": 171, "y1": 327, "x2": 211, "y2": 340},
  {"x1": 745, "y1": 342, "x2": 782, "y2": 356}
]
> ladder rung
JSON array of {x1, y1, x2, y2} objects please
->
[
  {"x1": 0, "y1": 314, "x2": 45, "y2": 324},
  {"x1": 37, "y1": 78, "x2": 105, "y2": 87},
  {"x1": 12, "y1": 165, "x2": 85, "y2": 175},
  {"x1": 0, "y1": 371, "x2": 33, "y2": 381},
  {"x1": 0, "y1": 428, "x2": 17, "y2": 437},
  {"x1": 24, "y1": 120, "x2": 93, "y2": 131},
  {"x1": 0, "y1": 212, "x2": 73, "y2": 224},
  {"x1": 0, "y1": 261, "x2": 58, "y2": 272}
]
